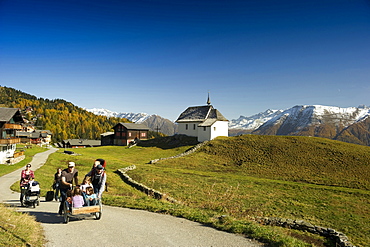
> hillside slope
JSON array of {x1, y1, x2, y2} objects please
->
[
  {"x1": 127, "y1": 134, "x2": 370, "y2": 246},
  {"x1": 197, "y1": 135, "x2": 370, "y2": 190}
]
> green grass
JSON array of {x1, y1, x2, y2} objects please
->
[
  {"x1": 0, "y1": 145, "x2": 47, "y2": 177},
  {"x1": 12, "y1": 135, "x2": 370, "y2": 246},
  {"x1": 0, "y1": 204, "x2": 45, "y2": 247}
]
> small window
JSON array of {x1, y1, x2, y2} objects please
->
[
  {"x1": 185, "y1": 124, "x2": 188, "y2": 130},
  {"x1": 193, "y1": 124, "x2": 196, "y2": 130},
  {"x1": 214, "y1": 127, "x2": 216, "y2": 131},
  {"x1": 203, "y1": 127, "x2": 206, "y2": 131}
]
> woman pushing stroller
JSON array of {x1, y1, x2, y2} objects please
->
[{"x1": 20, "y1": 164, "x2": 35, "y2": 206}]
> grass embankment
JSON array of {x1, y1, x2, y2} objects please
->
[
  {"x1": 0, "y1": 204, "x2": 44, "y2": 247},
  {"x1": 24, "y1": 135, "x2": 370, "y2": 247},
  {"x1": 0, "y1": 145, "x2": 47, "y2": 247},
  {"x1": 0, "y1": 145, "x2": 47, "y2": 177}
]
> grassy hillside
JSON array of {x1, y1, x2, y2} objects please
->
[
  {"x1": 197, "y1": 135, "x2": 370, "y2": 190},
  {"x1": 25, "y1": 135, "x2": 370, "y2": 246},
  {"x1": 130, "y1": 135, "x2": 370, "y2": 246}
]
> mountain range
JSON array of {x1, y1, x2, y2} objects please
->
[
  {"x1": 88, "y1": 104, "x2": 370, "y2": 146},
  {"x1": 86, "y1": 108, "x2": 178, "y2": 136}
]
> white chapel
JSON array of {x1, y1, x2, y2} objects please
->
[{"x1": 175, "y1": 95, "x2": 229, "y2": 142}]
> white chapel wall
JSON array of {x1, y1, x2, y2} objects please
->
[
  {"x1": 210, "y1": 121, "x2": 229, "y2": 140},
  {"x1": 177, "y1": 122, "x2": 201, "y2": 137}
]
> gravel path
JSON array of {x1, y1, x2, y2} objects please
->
[{"x1": 0, "y1": 148, "x2": 264, "y2": 247}]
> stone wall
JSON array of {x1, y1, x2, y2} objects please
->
[
  {"x1": 7, "y1": 155, "x2": 25, "y2": 165},
  {"x1": 256, "y1": 217, "x2": 355, "y2": 247},
  {"x1": 116, "y1": 165, "x2": 181, "y2": 204},
  {"x1": 149, "y1": 141, "x2": 208, "y2": 164}
]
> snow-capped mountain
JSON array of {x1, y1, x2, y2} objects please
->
[
  {"x1": 254, "y1": 105, "x2": 370, "y2": 133},
  {"x1": 228, "y1": 109, "x2": 284, "y2": 130},
  {"x1": 249, "y1": 105, "x2": 370, "y2": 145},
  {"x1": 86, "y1": 108, "x2": 150, "y2": 123},
  {"x1": 230, "y1": 105, "x2": 370, "y2": 131},
  {"x1": 86, "y1": 108, "x2": 177, "y2": 136},
  {"x1": 228, "y1": 105, "x2": 370, "y2": 145}
]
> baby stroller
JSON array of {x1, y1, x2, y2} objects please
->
[{"x1": 22, "y1": 181, "x2": 40, "y2": 208}]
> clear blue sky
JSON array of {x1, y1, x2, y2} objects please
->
[{"x1": 1, "y1": 0, "x2": 369, "y2": 121}]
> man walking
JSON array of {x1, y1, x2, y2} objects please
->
[{"x1": 58, "y1": 162, "x2": 78, "y2": 215}]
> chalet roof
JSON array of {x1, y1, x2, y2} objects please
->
[
  {"x1": 114, "y1": 122, "x2": 150, "y2": 130},
  {"x1": 16, "y1": 131, "x2": 31, "y2": 137},
  {"x1": 0, "y1": 107, "x2": 24, "y2": 123},
  {"x1": 198, "y1": 119, "x2": 218, "y2": 127},
  {"x1": 101, "y1": 132, "x2": 114, "y2": 137},
  {"x1": 63, "y1": 139, "x2": 101, "y2": 147},
  {"x1": 176, "y1": 105, "x2": 228, "y2": 123},
  {"x1": 37, "y1": 130, "x2": 53, "y2": 135},
  {"x1": 16, "y1": 130, "x2": 52, "y2": 138}
]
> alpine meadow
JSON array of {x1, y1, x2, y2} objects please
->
[
  {"x1": 1, "y1": 86, "x2": 370, "y2": 246},
  {"x1": 21, "y1": 135, "x2": 370, "y2": 247}
]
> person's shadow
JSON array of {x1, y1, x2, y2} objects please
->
[
  {"x1": 4, "y1": 199, "x2": 63, "y2": 224},
  {"x1": 26, "y1": 210, "x2": 62, "y2": 224}
]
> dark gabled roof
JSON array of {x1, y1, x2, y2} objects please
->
[
  {"x1": 114, "y1": 122, "x2": 150, "y2": 130},
  {"x1": 198, "y1": 119, "x2": 218, "y2": 127},
  {"x1": 30, "y1": 132, "x2": 41, "y2": 138},
  {"x1": 0, "y1": 107, "x2": 24, "y2": 123},
  {"x1": 64, "y1": 139, "x2": 101, "y2": 146},
  {"x1": 16, "y1": 131, "x2": 31, "y2": 137},
  {"x1": 16, "y1": 130, "x2": 52, "y2": 138},
  {"x1": 176, "y1": 105, "x2": 228, "y2": 123}
]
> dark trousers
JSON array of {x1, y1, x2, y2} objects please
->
[
  {"x1": 58, "y1": 187, "x2": 69, "y2": 214},
  {"x1": 20, "y1": 186, "x2": 28, "y2": 203},
  {"x1": 54, "y1": 183, "x2": 60, "y2": 200}
]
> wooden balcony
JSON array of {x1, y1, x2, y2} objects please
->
[
  {"x1": 0, "y1": 138, "x2": 21, "y2": 145},
  {"x1": 3, "y1": 123, "x2": 22, "y2": 130},
  {"x1": 13, "y1": 151, "x2": 24, "y2": 158}
]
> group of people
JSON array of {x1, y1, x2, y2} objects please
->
[
  {"x1": 19, "y1": 159, "x2": 107, "y2": 213},
  {"x1": 57, "y1": 159, "x2": 107, "y2": 215}
]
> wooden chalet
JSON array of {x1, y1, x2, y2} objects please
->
[
  {"x1": 112, "y1": 123, "x2": 149, "y2": 146},
  {"x1": 0, "y1": 108, "x2": 25, "y2": 164},
  {"x1": 16, "y1": 130, "x2": 52, "y2": 146}
]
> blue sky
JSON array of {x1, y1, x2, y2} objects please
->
[{"x1": 1, "y1": 0, "x2": 369, "y2": 121}]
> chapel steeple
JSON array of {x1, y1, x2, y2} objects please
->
[{"x1": 207, "y1": 92, "x2": 211, "y2": 105}]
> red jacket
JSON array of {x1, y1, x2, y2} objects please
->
[{"x1": 20, "y1": 170, "x2": 34, "y2": 186}]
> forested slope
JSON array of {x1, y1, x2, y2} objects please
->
[{"x1": 0, "y1": 86, "x2": 130, "y2": 142}]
